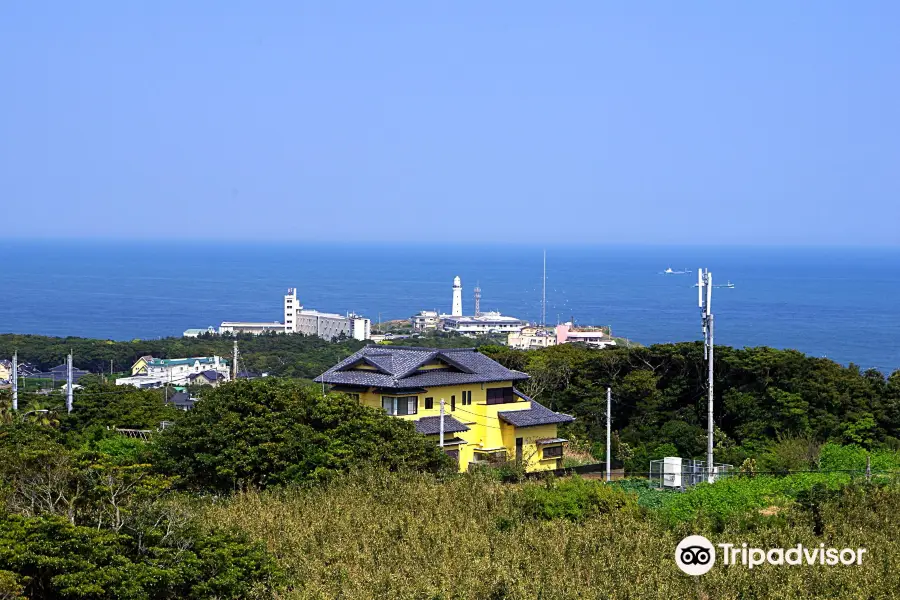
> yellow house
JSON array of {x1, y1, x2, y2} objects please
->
[
  {"x1": 131, "y1": 355, "x2": 154, "y2": 376},
  {"x1": 314, "y1": 347, "x2": 574, "y2": 472}
]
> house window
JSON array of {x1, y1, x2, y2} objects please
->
[
  {"x1": 486, "y1": 387, "x2": 514, "y2": 405},
  {"x1": 425, "y1": 397, "x2": 433, "y2": 410},
  {"x1": 382, "y1": 396, "x2": 418, "y2": 416},
  {"x1": 444, "y1": 448, "x2": 460, "y2": 464},
  {"x1": 543, "y1": 445, "x2": 563, "y2": 459},
  {"x1": 462, "y1": 390, "x2": 472, "y2": 405},
  {"x1": 451, "y1": 395, "x2": 456, "y2": 411}
]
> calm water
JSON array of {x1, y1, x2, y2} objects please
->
[{"x1": 1, "y1": 241, "x2": 898, "y2": 374}]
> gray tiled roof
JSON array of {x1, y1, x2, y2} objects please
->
[
  {"x1": 167, "y1": 391, "x2": 196, "y2": 409},
  {"x1": 314, "y1": 347, "x2": 529, "y2": 390},
  {"x1": 497, "y1": 389, "x2": 575, "y2": 428},
  {"x1": 414, "y1": 415, "x2": 470, "y2": 435}
]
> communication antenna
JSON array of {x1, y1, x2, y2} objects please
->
[
  {"x1": 233, "y1": 340, "x2": 240, "y2": 380},
  {"x1": 474, "y1": 283, "x2": 482, "y2": 317},
  {"x1": 541, "y1": 250, "x2": 547, "y2": 326},
  {"x1": 66, "y1": 351, "x2": 73, "y2": 413},
  {"x1": 697, "y1": 268, "x2": 714, "y2": 482},
  {"x1": 11, "y1": 351, "x2": 18, "y2": 411}
]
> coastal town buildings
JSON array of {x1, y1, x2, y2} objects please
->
[
  {"x1": 314, "y1": 346, "x2": 573, "y2": 472},
  {"x1": 411, "y1": 310, "x2": 440, "y2": 332},
  {"x1": 283, "y1": 288, "x2": 371, "y2": 341},
  {"x1": 410, "y1": 277, "x2": 525, "y2": 336},
  {"x1": 507, "y1": 326, "x2": 558, "y2": 350},
  {"x1": 218, "y1": 322, "x2": 284, "y2": 335},
  {"x1": 507, "y1": 322, "x2": 617, "y2": 350},
  {"x1": 556, "y1": 322, "x2": 616, "y2": 348},
  {"x1": 183, "y1": 327, "x2": 217, "y2": 337},
  {"x1": 117, "y1": 356, "x2": 230, "y2": 388},
  {"x1": 442, "y1": 312, "x2": 526, "y2": 335}
]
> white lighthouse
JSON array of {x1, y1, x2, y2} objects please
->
[{"x1": 451, "y1": 276, "x2": 463, "y2": 316}]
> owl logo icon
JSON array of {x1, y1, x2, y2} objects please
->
[{"x1": 675, "y1": 535, "x2": 716, "y2": 575}]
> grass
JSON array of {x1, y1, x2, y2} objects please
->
[{"x1": 201, "y1": 470, "x2": 900, "y2": 599}]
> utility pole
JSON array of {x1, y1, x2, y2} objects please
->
[
  {"x1": 439, "y1": 398, "x2": 445, "y2": 448},
  {"x1": 66, "y1": 352, "x2": 73, "y2": 414},
  {"x1": 606, "y1": 387, "x2": 612, "y2": 483},
  {"x1": 606, "y1": 388, "x2": 612, "y2": 481},
  {"x1": 11, "y1": 351, "x2": 18, "y2": 411},
  {"x1": 541, "y1": 249, "x2": 546, "y2": 326},
  {"x1": 698, "y1": 268, "x2": 714, "y2": 482},
  {"x1": 232, "y1": 340, "x2": 239, "y2": 381}
]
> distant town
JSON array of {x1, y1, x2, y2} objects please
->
[
  {"x1": 187, "y1": 275, "x2": 619, "y2": 351},
  {"x1": 0, "y1": 275, "x2": 620, "y2": 400}
]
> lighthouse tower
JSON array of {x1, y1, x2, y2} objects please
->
[{"x1": 451, "y1": 276, "x2": 463, "y2": 316}]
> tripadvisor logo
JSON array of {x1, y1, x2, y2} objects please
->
[
  {"x1": 675, "y1": 535, "x2": 716, "y2": 575},
  {"x1": 675, "y1": 536, "x2": 867, "y2": 575}
]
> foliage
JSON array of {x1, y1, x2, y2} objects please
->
[
  {"x1": 517, "y1": 477, "x2": 637, "y2": 522},
  {"x1": 0, "y1": 513, "x2": 279, "y2": 599},
  {"x1": 153, "y1": 378, "x2": 453, "y2": 492},
  {"x1": 483, "y1": 342, "x2": 900, "y2": 469},
  {"x1": 202, "y1": 470, "x2": 900, "y2": 599},
  {"x1": 60, "y1": 381, "x2": 181, "y2": 434},
  {"x1": 818, "y1": 442, "x2": 900, "y2": 473}
]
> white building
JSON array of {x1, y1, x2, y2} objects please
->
[
  {"x1": 442, "y1": 312, "x2": 526, "y2": 335},
  {"x1": 183, "y1": 327, "x2": 217, "y2": 338},
  {"x1": 116, "y1": 356, "x2": 231, "y2": 388},
  {"x1": 283, "y1": 288, "x2": 371, "y2": 341},
  {"x1": 410, "y1": 310, "x2": 440, "y2": 332},
  {"x1": 508, "y1": 326, "x2": 558, "y2": 350},
  {"x1": 556, "y1": 322, "x2": 617, "y2": 348},
  {"x1": 451, "y1": 276, "x2": 463, "y2": 316},
  {"x1": 218, "y1": 321, "x2": 284, "y2": 335}
]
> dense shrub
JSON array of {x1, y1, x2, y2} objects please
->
[
  {"x1": 153, "y1": 378, "x2": 453, "y2": 492},
  {"x1": 517, "y1": 477, "x2": 637, "y2": 522},
  {"x1": 0, "y1": 513, "x2": 279, "y2": 599},
  {"x1": 818, "y1": 442, "x2": 900, "y2": 473}
]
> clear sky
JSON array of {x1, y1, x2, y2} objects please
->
[{"x1": 2, "y1": 2, "x2": 898, "y2": 245}]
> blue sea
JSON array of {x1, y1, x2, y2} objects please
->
[{"x1": 1, "y1": 241, "x2": 898, "y2": 374}]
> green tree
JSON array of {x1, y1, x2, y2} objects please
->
[{"x1": 153, "y1": 378, "x2": 452, "y2": 492}]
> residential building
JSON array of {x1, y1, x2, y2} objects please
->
[
  {"x1": 218, "y1": 321, "x2": 284, "y2": 335},
  {"x1": 508, "y1": 326, "x2": 558, "y2": 350},
  {"x1": 117, "y1": 356, "x2": 229, "y2": 387},
  {"x1": 557, "y1": 322, "x2": 617, "y2": 348},
  {"x1": 442, "y1": 312, "x2": 526, "y2": 336},
  {"x1": 283, "y1": 288, "x2": 371, "y2": 341},
  {"x1": 188, "y1": 370, "x2": 226, "y2": 387},
  {"x1": 183, "y1": 327, "x2": 217, "y2": 338},
  {"x1": 131, "y1": 355, "x2": 153, "y2": 376},
  {"x1": 27, "y1": 363, "x2": 92, "y2": 383},
  {"x1": 167, "y1": 391, "x2": 197, "y2": 411},
  {"x1": 0, "y1": 360, "x2": 42, "y2": 381},
  {"x1": 314, "y1": 346, "x2": 573, "y2": 472},
  {"x1": 410, "y1": 310, "x2": 440, "y2": 332}
]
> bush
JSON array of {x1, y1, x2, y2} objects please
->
[
  {"x1": 818, "y1": 443, "x2": 900, "y2": 473},
  {"x1": 517, "y1": 477, "x2": 637, "y2": 522},
  {"x1": 153, "y1": 378, "x2": 453, "y2": 492},
  {"x1": 0, "y1": 513, "x2": 279, "y2": 599}
]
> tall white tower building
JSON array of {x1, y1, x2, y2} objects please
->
[
  {"x1": 284, "y1": 288, "x2": 298, "y2": 333},
  {"x1": 451, "y1": 276, "x2": 463, "y2": 316}
]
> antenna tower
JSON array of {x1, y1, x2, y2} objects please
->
[
  {"x1": 697, "y1": 268, "x2": 714, "y2": 482},
  {"x1": 541, "y1": 250, "x2": 546, "y2": 326},
  {"x1": 474, "y1": 283, "x2": 482, "y2": 317}
]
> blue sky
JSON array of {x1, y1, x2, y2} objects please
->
[{"x1": 2, "y1": 2, "x2": 898, "y2": 245}]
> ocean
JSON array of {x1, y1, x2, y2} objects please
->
[{"x1": 1, "y1": 241, "x2": 898, "y2": 374}]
